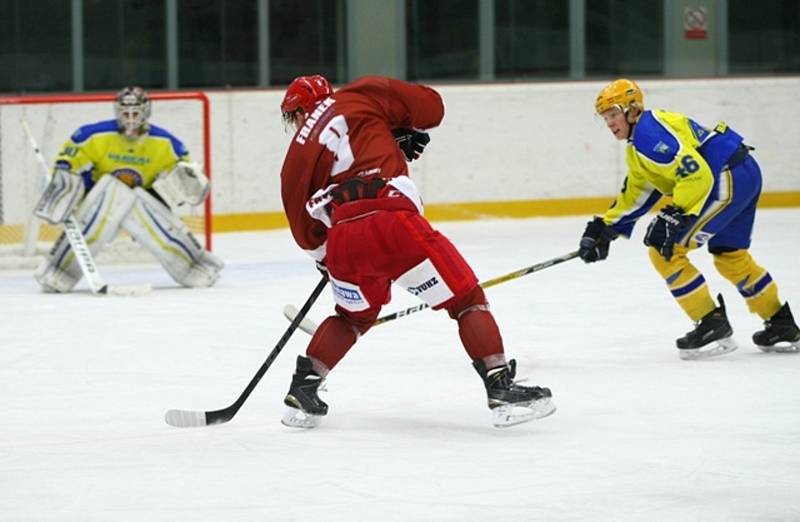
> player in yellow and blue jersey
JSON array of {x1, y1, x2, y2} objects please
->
[
  {"x1": 56, "y1": 89, "x2": 191, "y2": 193},
  {"x1": 34, "y1": 86, "x2": 223, "y2": 293},
  {"x1": 578, "y1": 79, "x2": 799, "y2": 359}
]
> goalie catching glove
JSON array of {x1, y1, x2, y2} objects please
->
[
  {"x1": 152, "y1": 161, "x2": 209, "y2": 208},
  {"x1": 392, "y1": 128, "x2": 430, "y2": 162},
  {"x1": 34, "y1": 168, "x2": 85, "y2": 225},
  {"x1": 643, "y1": 205, "x2": 692, "y2": 262}
]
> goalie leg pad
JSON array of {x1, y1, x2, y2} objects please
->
[
  {"x1": 34, "y1": 233, "x2": 81, "y2": 293},
  {"x1": 124, "y1": 188, "x2": 223, "y2": 288},
  {"x1": 34, "y1": 176, "x2": 136, "y2": 293}
]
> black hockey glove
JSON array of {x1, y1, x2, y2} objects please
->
[
  {"x1": 315, "y1": 260, "x2": 329, "y2": 279},
  {"x1": 392, "y1": 128, "x2": 430, "y2": 162},
  {"x1": 578, "y1": 217, "x2": 617, "y2": 263},
  {"x1": 643, "y1": 205, "x2": 692, "y2": 262}
]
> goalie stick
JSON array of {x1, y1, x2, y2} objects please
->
[
  {"x1": 165, "y1": 275, "x2": 329, "y2": 428},
  {"x1": 21, "y1": 118, "x2": 151, "y2": 297},
  {"x1": 284, "y1": 250, "x2": 580, "y2": 335}
]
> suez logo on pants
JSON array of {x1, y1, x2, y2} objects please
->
[
  {"x1": 406, "y1": 276, "x2": 439, "y2": 296},
  {"x1": 395, "y1": 259, "x2": 454, "y2": 307},
  {"x1": 329, "y1": 261, "x2": 453, "y2": 313}
]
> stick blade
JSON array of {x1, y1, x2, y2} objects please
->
[
  {"x1": 103, "y1": 284, "x2": 153, "y2": 297},
  {"x1": 282, "y1": 304, "x2": 319, "y2": 335},
  {"x1": 165, "y1": 409, "x2": 208, "y2": 428},
  {"x1": 93, "y1": 283, "x2": 153, "y2": 297}
]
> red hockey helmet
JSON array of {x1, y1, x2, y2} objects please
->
[{"x1": 280, "y1": 75, "x2": 333, "y2": 116}]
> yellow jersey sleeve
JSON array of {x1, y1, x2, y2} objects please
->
[{"x1": 602, "y1": 166, "x2": 663, "y2": 238}]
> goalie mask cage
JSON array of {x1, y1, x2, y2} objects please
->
[{"x1": 0, "y1": 91, "x2": 213, "y2": 268}]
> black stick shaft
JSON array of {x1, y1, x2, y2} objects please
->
[{"x1": 204, "y1": 276, "x2": 329, "y2": 425}]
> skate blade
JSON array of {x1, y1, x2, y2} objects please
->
[
  {"x1": 281, "y1": 407, "x2": 323, "y2": 429},
  {"x1": 756, "y1": 340, "x2": 800, "y2": 353},
  {"x1": 492, "y1": 398, "x2": 556, "y2": 428},
  {"x1": 679, "y1": 337, "x2": 738, "y2": 360}
]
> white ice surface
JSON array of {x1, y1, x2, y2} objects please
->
[{"x1": 1, "y1": 210, "x2": 798, "y2": 522}]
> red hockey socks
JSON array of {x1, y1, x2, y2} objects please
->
[
  {"x1": 305, "y1": 315, "x2": 360, "y2": 373},
  {"x1": 457, "y1": 307, "x2": 506, "y2": 366}
]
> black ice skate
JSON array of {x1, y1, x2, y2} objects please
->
[
  {"x1": 282, "y1": 355, "x2": 328, "y2": 429},
  {"x1": 676, "y1": 294, "x2": 738, "y2": 360},
  {"x1": 473, "y1": 358, "x2": 556, "y2": 428},
  {"x1": 753, "y1": 302, "x2": 800, "y2": 353}
]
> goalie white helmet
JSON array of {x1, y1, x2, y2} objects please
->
[{"x1": 114, "y1": 86, "x2": 152, "y2": 138}]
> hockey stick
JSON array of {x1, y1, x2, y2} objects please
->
[
  {"x1": 165, "y1": 275, "x2": 329, "y2": 428},
  {"x1": 20, "y1": 118, "x2": 151, "y2": 297},
  {"x1": 284, "y1": 250, "x2": 580, "y2": 335}
]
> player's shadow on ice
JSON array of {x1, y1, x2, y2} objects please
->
[{"x1": 322, "y1": 411, "x2": 559, "y2": 437}]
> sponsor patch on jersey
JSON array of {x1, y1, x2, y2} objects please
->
[
  {"x1": 111, "y1": 168, "x2": 144, "y2": 187},
  {"x1": 653, "y1": 141, "x2": 672, "y2": 155},
  {"x1": 108, "y1": 153, "x2": 151, "y2": 165},
  {"x1": 329, "y1": 276, "x2": 369, "y2": 312},
  {"x1": 689, "y1": 119, "x2": 711, "y2": 142}
]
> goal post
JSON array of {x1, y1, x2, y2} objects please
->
[{"x1": 0, "y1": 91, "x2": 213, "y2": 267}]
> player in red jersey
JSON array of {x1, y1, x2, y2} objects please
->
[{"x1": 278, "y1": 75, "x2": 555, "y2": 428}]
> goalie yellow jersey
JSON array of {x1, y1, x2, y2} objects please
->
[
  {"x1": 603, "y1": 109, "x2": 743, "y2": 237},
  {"x1": 54, "y1": 119, "x2": 191, "y2": 191}
]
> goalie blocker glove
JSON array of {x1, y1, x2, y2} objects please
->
[
  {"x1": 34, "y1": 168, "x2": 86, "y2": 225},
  {"x1": 392, "y1": 128, "x2": 430, "y2": 162}
]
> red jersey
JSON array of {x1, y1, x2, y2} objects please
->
[{"x1": 280, "y1": 76, "x2": 444, "y2": 260}]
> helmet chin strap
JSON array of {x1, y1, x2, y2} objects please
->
[{"x1": 624, "y1": 107, "x2": 640, "y2": 140}]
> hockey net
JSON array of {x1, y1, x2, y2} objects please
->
[{"x1": 0, "y1": 92, "x2": 212, "y2": 269}]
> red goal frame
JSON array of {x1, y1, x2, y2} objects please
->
[{"x1": 0, "y1": 91, "x2": 213, "y2": 250}]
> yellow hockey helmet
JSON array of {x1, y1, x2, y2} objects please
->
[{"x1": 595, "y1": 79, "x2": 644, "y2": 115}]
